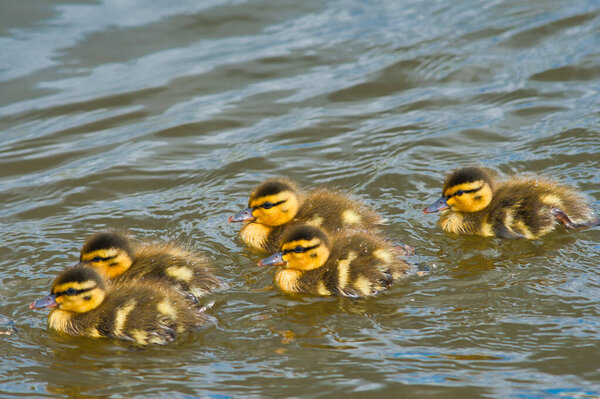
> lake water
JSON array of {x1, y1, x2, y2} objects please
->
[{"x1": 1, "y1": 0, "x2": 599, "y2": 397}]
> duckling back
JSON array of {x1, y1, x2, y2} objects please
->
[
  {"x1": 481, "y1": 178, "x2": 593, "y2": 238},
  {"x1": 121, "y1": 241, "x2": 220, "y2": 301},
  {"x1": 293, "y1": 230, "x2": 408, "y2": 297},
  {"x1": 296, "y1": 188, "x2": 384, "y2": 231},
  {"x1": 80, "y1": 229, "x2": 220, "y2": 301}
]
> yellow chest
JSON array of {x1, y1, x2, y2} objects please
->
[
  {"x1": 48, "y1": 310, "x2": 74, "y2": 334},
  {"x1": 439, "y1": 212, "x2": 468, "y2": 234},
  {"x1": 439, "y1": 212, "x2": 490, "y2": 236},
  {"x1": 274, "y1": 269, "x2": 302, "y2": 293},
  {"x1": 240, "y1": 223, "x2": 273, "y2": 250}
]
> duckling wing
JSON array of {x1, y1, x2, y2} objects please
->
[
  {"x1": 335, "y1": 265, "x2": 394, "y2": 297},
  {"x1": 487, "y1": 185, "x2": 553, "y2": 239},
  {"x1": 492, "y1": 223, "x2": 529, "y2": 239},
  {"x1": 298, "y1": 189, "x2": 384, "y2": 231},
  {"x1": 124, "y1": 249, "x2": 219, "y2": 300}
]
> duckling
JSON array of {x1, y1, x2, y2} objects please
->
[
  {"x1": 229, "y1": 178, "x2": 384, "y2": 252},
  {"x1": 79, "y1": 229, "x2": 219, "y2": 302},
  {"x1": 30, "y1": 266, "x2": 205, "y2": 345},
  {"x1": 257, "y1": 225, "x2": 409, "y2": 297},
  {"x1": 423, "y1": 166, "x2": 600, "y2": 238}
]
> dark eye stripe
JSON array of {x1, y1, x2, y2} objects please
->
[
  {"x1": 447, "y1": 186, "x2": 482, "y2": 199},
  {"x1": 55, "y1": 286, "x2": 95, "y2": 297},
  {"x1": 90, "y1": 255, "x2": 115, "y2": 262},
  {"x1": 282, "y1": 243, "x2": 320, "y2": 255},
  {"x1": 254, "y1": 199, "x2": 287, "y2": 210}
]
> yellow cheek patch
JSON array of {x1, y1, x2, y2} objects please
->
[
  {"x1": 114, "y1": 300, "x2": 136, "y2": 336},
  {"x1": 240, "y1": 223, "x2": 273, "y2": 250},
  {"x1": 166, "y1": 266, "x2": 193, "y2": 283},
  {"x1": 337, "y1": 251, "x2": 357, "y2": 289},
  {"x1": 157, "y1": 299, "x2": 177, "y2": 319},
  {"x1": 72, "y1": 287, "x2": 105, "y2": 313},
  {"x1": 342, "y1": 209, "x2": 362, "y2": 224},
  {"x1": 373, "y1": 249, "x2": 392, "y2": 263},
  {"x1": 444, "y1": 181, "x2": 492, "y2": 213},
  {"x1": 250, "y1": 208, "x2": 266, "y2": 220},
  {"x1": 86, "y1": 252, "x2": 132, "y2": 280},
  {"x1": 281, "y1": 252, "x2": 292, "y2": 264},
  {"x1": 250, "y1": 192, "x2": 299, "y2": 226},
  {"x1": 281, "y1": 239, "x2": 326, "y2": 271},
  {"x1": 275, "y1": 269, "x2": 302, "y2": 293}
]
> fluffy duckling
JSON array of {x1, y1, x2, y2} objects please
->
[
  {"x1": 79, "y1": 229, "x2": 219, "y2": 302},
  {"x1": 423, "y1": 166, "x2": 599, "y2": 238},
  {"x1": 229, "y1": 178, "x2": 384, "y2": 252},
  {"x1": 30, "y1": 266, "x2": 205, "y2": 345},
  {"x1": 257, "y1": 225, "x2": 409, "y2": 297}
]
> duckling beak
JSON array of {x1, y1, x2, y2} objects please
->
[
  {"x1": 258, "y1": 252, "x2": 285, "y2": 267},
  {"x1": 228, "y1": 207, "x2": 255, "y2": 223},
  {"x1": 423, "y1": 197, "x2": 449, "y2": 213},
  {"x1": 30, "y1": 294, "x2": 58, "y2": 310}
]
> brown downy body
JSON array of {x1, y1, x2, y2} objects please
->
[
  {"x1": 80, "y1": 229, "x2": 219, "y2": 301},
  {"x1": 424, "y1": 166, "x2": 597, "y2": 239},
  {"x1": 230, "y1": 178, "x2": 384, "y2": 252},
  {"x1": 258, "y1": 225, "x2": 410, "y2": 297},
  {"x1": 30, "y1": 266, "x2": 205, "y2": 345}
]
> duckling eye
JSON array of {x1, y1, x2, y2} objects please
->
[
  {"x1": 261, "y1": 202, "x2": 273, "y2": 209},
  {"x1": 66, "y1": 288, "x2": 77, "y2": 296},
  {"x1": 90, "y1": 256, "x2": 103, "y2": 262},
  {"x1": 293, "y1": 246, "x2": 304, "y2": 253},
  {"x1": 456, "y1": 190, "x2": 464, "y2": 196}
]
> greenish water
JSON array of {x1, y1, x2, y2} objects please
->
[{"x1": 1, "y1": 0, "x2": 599, "y2": 397}]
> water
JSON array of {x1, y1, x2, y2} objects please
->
[{"x1": 1, "y1": 0, "x2": 599, "y2": 397}]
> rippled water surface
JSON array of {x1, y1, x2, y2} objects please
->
[{"x1": 1, "y1": 0, "x2": 600, "y2": 397}]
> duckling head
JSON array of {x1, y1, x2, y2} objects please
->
[
  {"x1": 258, "y1": 225, "x2": 330, "y2": 271},
  {"x1": 30, "y1": 266, "x2": 106, "y2": 313},
  {"x1": 229, "y1": 179, "x2": 301, "y2": 226},
  {"x1": 79, "y1": 230, "x2": 135, "y2": 279},
  {"x1": 424, "y1": 166, "x2": 494, "y2": 213}
]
